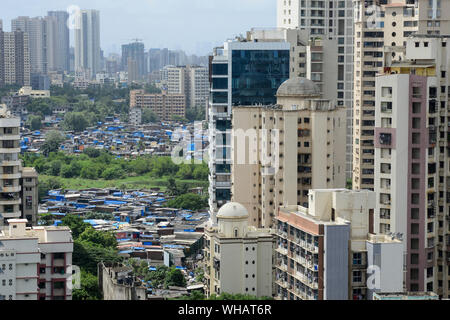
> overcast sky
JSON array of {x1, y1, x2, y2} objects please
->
[{"x1": 0, "y1": 0, "x2": 276, "y2": 56}]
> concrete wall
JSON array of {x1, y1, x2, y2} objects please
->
[{"x1": 323, "y1": 224, "x2": 349, "y2": 300}]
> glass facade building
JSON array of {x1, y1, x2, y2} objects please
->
[
  {"x1": 231, "y1": 50, "x2": 290, "y2": 106},
  {"x1": 208, "y1": 40, "x2": 290, "y2": 221}
]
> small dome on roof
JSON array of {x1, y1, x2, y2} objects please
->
[
  {"x1": 277, "y1": 77, "x2": 321, "y2": 97},
  {"x1": 217, "y1": 202, "x2": 249, "y2": 219}
]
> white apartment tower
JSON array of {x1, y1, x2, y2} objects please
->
[
  {"x1": 0, "y1": 106, "x2": 39, "y2": 227},
  {"x1": 0, "y1": 219, "x2": 73, "y2": 300},
  {"x1": 164, "y1": 65, "x2": 209, "y2": 110},
  {"x1": 277, "y1": 0, "x2": 355, "y2": 179},
  {"x1": 47, "y1": 11, "x2": 70, "y2": 72},
  {"x1": 203, "y1": 202, "x2": 275, "y2": 298},
  {"x1": 74, "y1": 9, "x2": 101, "y2": 78}
]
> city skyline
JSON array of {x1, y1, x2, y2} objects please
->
[{"x1": 0, "y1": 0, "x2": 276, "y2": 56}]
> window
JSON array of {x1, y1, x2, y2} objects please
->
[
  {"x1": 353, "y1": 253, "x2": 362, "y2": 265},
  {"x1": 53, "y1": 281, "x2": 65, "y2": 290},
  {"x1": 353, "y1": 271, "x2": 362, "y2": 283}
]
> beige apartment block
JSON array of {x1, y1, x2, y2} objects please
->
[
  {"x1": 232, "y1": 77, "x2": 346, "y2": 229},
  {"x1": 129, "y1": 89, "x2": 186, "y2": 123},
  {"x1": 203, "y1": 202, "x2": 275, "y2": 298},
  {"x1": 276, "y1": 0, "x2": 355, "y2": 179},
  {"x1": 274, "y1": 189, "x2": 403, "y2": 300},
  {"x1": 353, "y1": 0, "x2": 450, "y2": 191}
]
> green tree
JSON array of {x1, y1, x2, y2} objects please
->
[
  {"x1": 167, "y1": 193, "x2": 208, "y2": 211},
  {"x1": 63, "y1": 112, "x2": 90, "y2": 132},
  {"x1": 49, "y1": 160, "x2": 62, "y2": 176},
  {"x1": 72, "y1": 270, "x2": 101, "y2": 300},
  {"x1": 41, "y1": 131, "x2": 65, "y2": 157},
  {"x1": 165, "y1": 267, "x2": 187, "y2": 288},
  {"x1": 38, "y1": 177, "x2": 62, "y2": 201},
  {"x1": 61, "y1": 215, "x2": 90, "y2": 238},
  {"x1": 73, "y1": 240, "x2": 121, "y2": 275},
  {"x1": 192, "y1": 164, "x2": 209, "y2": 180},
  {"x1": 84, "y1": 147, "x2": 101, "y2": 158},
  {"x1": 26, "y1": 115, "x2": 42, "y2": 131},
  {"x1": 142, "y1": 108, "x2": 159, "y2": 124},
  {"x1": 78, "y1": 227, "x2": 117, "y2": 248},
  {"x1": 102, "y1": 166, "x2": 125, "y2": 180},
  {"x1": 144, "y1": 84, "x2": 161, "y2": 94},
  {"x1": 177, "y1": 164, "x2": 194, "y2": 180},
  {"x1": 80, "y1": 166, "x2": 98, "y2": 180}
]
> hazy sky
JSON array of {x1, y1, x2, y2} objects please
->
[{"x1": 1, "y1": 0, "x2": 276, "y2": 56}]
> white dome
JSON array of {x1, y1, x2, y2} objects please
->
[
  {"x1": 276, "y1": 77, "x2": 321, "y2": 97},
  {"x1": 217, "y1": 202, "x2": 249, "y2": 219}
]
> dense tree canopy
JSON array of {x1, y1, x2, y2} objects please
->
[{"x1": 167, "y1": 193, "x2": 208, "y2": 211}]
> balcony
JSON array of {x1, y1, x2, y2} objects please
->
[{"x1": 276, "y1": 246, "x2": 288, "y2": 256}]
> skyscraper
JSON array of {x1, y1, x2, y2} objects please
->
[
  {"x1": 122, "y1": 41, "x2": 146, "y2": 79},
  {"x1": 232, "y1": 78, "x2": 347, "y2": 229},
  {"x1": 0, "y1": 30, "x2": 30, "y2": 86},
  {"x1": 374, "y1": 36, "x2": 450, "y2": 297},
  {"x1": 352, "y1": 0, "x2": 450, "y2": 191},
  {"x1": 47, "y1": 11, "x2": 70, "y2": 72},
  {"x1": 11, "y1": 17, "x2": 47, "y2": 74},
  {"x1": 277, "y1": 0, "x2": 355, "y2": 179},
  {"x1": 74, "y1": 9, "x2": 101, "y2": 78},
  {"x1": 208, "y1": 38, "x2": 290, "y2": 222}
]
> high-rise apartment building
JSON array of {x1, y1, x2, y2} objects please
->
[
  {"x1": 0, "y1": 30, "x2": 30, "y2": 87},
  {"x1": 277, "y1": 0, "x2": 355, "y2": 178},
  {"x1": 187, "y1": 66, "x2": 209, "y2": 110},
  {"x1": 122, "y1": 42, "x2": 146, "y2": 81},
  {"x1": 203, "y1": 202, "x2": 274, "y2": 298},
  {"x1": 129, "y1": 89, "x2": 186, "y2": 123},
  {"x1": 374, "y1": 36, "x2": 449, "y2": 297},
  {"x1": 0, "y1": 219, "x2": 73, "y2": 300},
  {"x1": 164, "y1": 65, "x2": 209, "y2": 110},
  {"x1": 12, "y1": 17, "x2": 47, "y2": 74},
  {"x1": 11, "y1": 14, "x2": 68, "y2": 75},
  {"x1": 353, "y1": 0, "x2": 450, "y2": 191},
  {"x1": 231, "y1": 77, "x2": 346, "y2": 228},
  {"x1": 246, "y1": 28, "x2": 338, "y2": 103},
  {"x1": 74, "y1": 9, "x2": 101, "y2": 78},
  {"x1": 0, "y1": 105, "x2": 38, "y2": 227},
  {"x1": 275, "y1": 189, "x2": 403, "y2": 300},
  {"x1": 47, "y1": 11, "x2": 70, "y2": 72},
  {"x1": 208, "y1": 39, "x2": 290, "y2": 220},
  {"x1": 0, "y1": 21, "x2": 4, "y2": 87}
]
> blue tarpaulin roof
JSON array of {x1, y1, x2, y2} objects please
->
[
  {"x1": 117, "y1": 238, "x2": 131, "y2": 242},
  {"x1": 50, "y1": 212, "x2": 66, "y2": 216},
  {"x1": 163, "y1": 244, "x2": 184, "y2": 249},
  {"x1": 105, "y1": 200, "x2": 127, "y2": 205}
]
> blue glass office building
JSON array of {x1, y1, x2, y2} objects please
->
[{"x1": 208, "y1": 40, "x2": 290, "y2": 220}]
